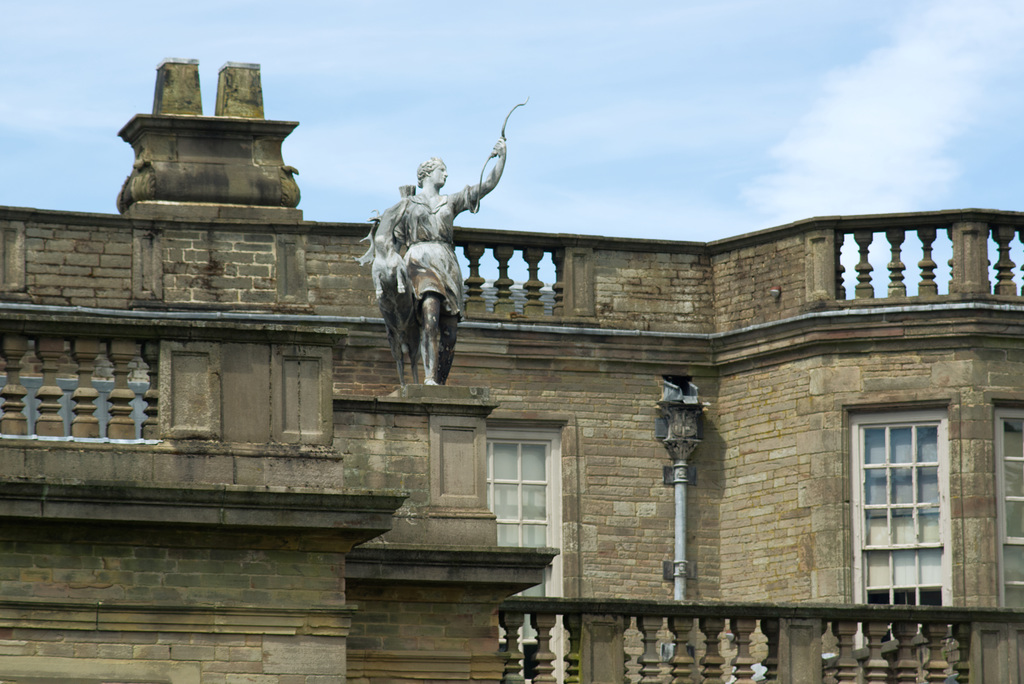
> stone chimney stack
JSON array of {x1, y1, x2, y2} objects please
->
[
  {"x1": 216, "y1": 62, "x2": 264, "y2": 118},
  {"x1": 152, "y1": 58, "x2": 202, "y2": 115},
  {"x1": 117, "y1": 59, "x2": 301, "y2": 221}
]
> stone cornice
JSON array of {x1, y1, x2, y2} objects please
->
[
  {"x1": 0, "y1": 481, "x2": 404, "y2": 545},
  {"x1": 0, "y1": 598, "x2": 353, "y2": 635}
]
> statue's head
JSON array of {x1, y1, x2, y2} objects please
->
[{"x1": 417, "y1": 157, "x2": 446, "y2": 188}]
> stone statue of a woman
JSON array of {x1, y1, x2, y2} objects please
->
[{"x1": 361, "y1": 138, "x2": 507, "y2": 386}]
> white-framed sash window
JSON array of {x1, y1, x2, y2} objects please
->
[
  {"x1": 851, "y1": 411, "x2": 950, "y2": 606},
  {"x1": 486, "y1": 427, "x2": 562, "y2": 598},
  {"x1": 996, "y1": 410, "x2": 1024, "y2": 608}
]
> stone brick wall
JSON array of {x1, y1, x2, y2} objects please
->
[
  {"x1": 711, "y1": 230, "x2": 812, "y2": 333},
  {"x1": 2, "y1": 213, "x2": 134, "y2": 308},
  {"x1": 0, "y1": 534, "x2": 346, "y2": 607},
  {"x1": 706, "y1": 334, "x2": 1015, "y2": 605},
  {"x1": 592, "y1": 246, "x2": 713, "y2": 333}
]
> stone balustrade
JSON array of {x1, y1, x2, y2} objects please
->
[
  {"x1": 500, "y1": 597, "x2": 1024, "y2": 683},
  {"x1": 0, "y1": 333, "x2": 156, "y2": 442},
  {"x1": 834, "y1": 212, "x2": 1024, "y2": 300},
  {"x1": 455, "y1": 230, "x2": 565, "y2": 317}
]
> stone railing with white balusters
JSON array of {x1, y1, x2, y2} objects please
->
[
  {"x1": 0, "y1": 333, "x2": 157, "y2": 442},
  {"x1": 499, "y1": 597, "x2": 1024, "y2": 683}
]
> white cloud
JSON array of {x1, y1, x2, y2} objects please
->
[{"x1": 743, "y1": 0, "x2": 1024, "y2": 225}]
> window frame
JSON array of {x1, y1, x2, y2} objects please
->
[
  {"x1": 486, "y1": 425, "x2": 563, "y2": 598},
  {"x1": 850, "y1": 410, "x2": 951, "y2": 606},
  {"x1": 995, "y1": 408, "x2": 1024, "y2": 608}
]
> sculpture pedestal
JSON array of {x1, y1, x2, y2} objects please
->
[{"x1": 385, "y1": 384, "x2": 498, "y2": 546}]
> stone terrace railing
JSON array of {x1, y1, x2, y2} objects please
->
[
  {"x1": 833, "y1": 211, "x2": 1024, "y2": 300},
  {"x1": 455, "y1": 227, "x2": 566, "y2": 318},
  {"x1": 500, "y1": 597, "x2": 1024, "y2": 683},
  {"x1": 0, "y1": 333, "x2": 156, "y2": 442}
]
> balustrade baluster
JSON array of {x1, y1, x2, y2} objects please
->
[
  {"x1": 862, "y1": 620, "x2": 891, "y2": 683},
  {"x1": 463, "y1": 244, "x2": 487, "y2": 314},
  {"x1": 892, "y1": 620, "x2": 920, "y2": 683},
  {"x1": 34, "y1": 337, "x2": 66, "y2": 437},
  {"x1": 530, "y1": 612, "x2": 558, "y2": 684},
  {"x1": 563, "y1": 612, "x2": 581, "y2": 684},
  {"x1": 854, "y1": 230, "x2": 875, "y2": 299},
  {"x1": 499, "y1": 610, "x2": 526, "y2": 684},
  {"x1": 730, "y1": 617, "x2": 757, "y2": 684},
  {"x1": 953, "y1": 622, "x2": 971, "y2": 684},
  {"x1": 993, "y1": 225, "x2": 1018, "y2": 295},
  {"x1": 886, "y1": 228, "x2": 907, "y2": 297},
  {"x1": 668, "y1": 616, "x2": 696, "y2": 684},
  {"x1": 831, "y1": 620, "x2": 859, "y2": 684},
  {"x1": 918, "y1": 227, "x2": 938, "y2": 297},
  {"x1": 699, "y1": 616, "x2": 726, "y2": 684},
  {"x1": 1, "y1": 334, "x2": 29, "y2": 436},
  {"x1": 1019, "y1": 227, "x2": 1024, "y2": 297},
  {"x1": 921, "y1": 622, "x2": 950, "y2": 683},
  {"x1": 637, "y1": 615, "x2": 662, "y2": 683},
  {"x1": 835, "y1": 232, "x2": 846, "y2": 300},
  {"x1": 522, "y1": 247, "x2": 545, "y2": 317},
  {"x1": 623, "y1": 616, "x2": 634, "y2": 684},
  {"x1": 553, "y1": 248, "x2": 565, "y2": 316},
  {"x1": 492, "y1": 245, "x2": 516, "y2": 314},
  {"x1": 760, "y1": 617, "x2": 779, "y2": 682},
  {"x1": 141, "y1": 340, "x2": 159, "y2": 440},
  {"x1": 71, "y1": 338, "x2": 101, "y2": 439},
  {"x1": 106, "y1": 339, "x2": 138, "y2": 440}
]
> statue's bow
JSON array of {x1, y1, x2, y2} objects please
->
[{"x1": 471, "y1": 98, "x2": 529, "y2": 214}]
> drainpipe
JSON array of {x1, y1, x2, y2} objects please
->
[{"x1": 657, "y1": 377, "x2": 703, "y2": 601}]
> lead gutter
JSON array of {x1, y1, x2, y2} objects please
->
[{"x1": 0, "y1": 300, "x2": 1021, "y2": 341}]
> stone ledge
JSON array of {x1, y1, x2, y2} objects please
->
[
  {"x1": 346, "y1": 545, "x2": 556, "y2": 591},
  {"x1": 0, "y1": 598, "x2": 353, "y2": 636},
  {"x1": 334, "y1": 385, "x2": 499, "y2": 418},
  {"x1": 0, "y1": 481, "x2": 404, "y2": 542}
]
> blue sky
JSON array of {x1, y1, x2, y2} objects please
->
[{"x1": 3, "y1": 0, "x2": 1024, "y2": 243}]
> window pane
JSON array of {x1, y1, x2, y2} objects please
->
[
  {"x1": 865, "y1": 470, "x2": 887, "y2": 505},
  {"x1": 919, "y1": 548, "x2": 942, "y2": 585},
  {"x1": 919, "y1": 589, "x2": 942, "y2": 606},
  {"x1": 493, "y1": 484, "x2": 519, "y2": 519},
  {"x1": 1006, "y1": 585, "x2": 1024, "y2": 608},
  {"x1": 892, "y1": 510, "x2": 914, "y2": 544},
  {"x1": 521, "y1": 444, "x2": 546, "y2": 480},
  {"x1": 492, "y1": 444, "x2": 518, "y2": 480},
  {"x1": 1008, "y1": 501, "x2": 1024, "y2": 539},
  {"x1": 1005, "y1": 420, "x2": 1024, "y2": 458},
  {"x1": 522, "y1": 484, "x2": 547, "y2": 520},
  {"x1": 1006, "y1": 461, "x2": 1024, "y2": 499},
  {"x1": 866, "y1": 510, "x2": 888, "y2": 546},
  {"x1": 522, "y1": 524, "x2": 547, "y2": 547},
  {"x1": 893, "y1": 549, "x2": 915, "y2": 585},
  {"x1": 497, "y1": 523, "x2": 519, "y2": 546},
  {"x1": 891, "y1": 428, "x2": 913, "y2": 464},
  {"x1": 1005, "y1": 545, "x2": 1024, "y2": 583},
  {"x1": 920, "y1": 509, "x2": 940, "y2": 543},
  {"x1": 918, "y1": 466, "x2": 939, "y2": 504},
  {"x1": 867, "y1": 551, "x2": 889, "y2": 587},
  {"x1": 891, "y1": 468, "x2": 913, "y2": 505},
  {"x1": 865, "y1": 428, "x2": 886, "y2": 464},
  {"x1": 917, "y1": 426, "x2": 938, "y2": 463}
]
